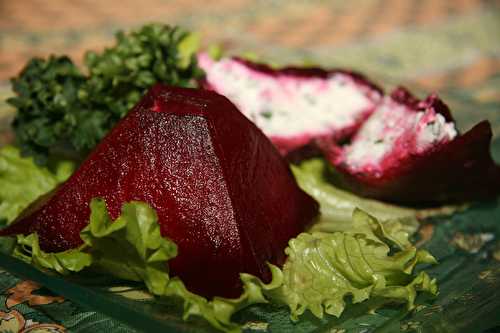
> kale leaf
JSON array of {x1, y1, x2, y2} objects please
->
[
  {"x1": 8, "y1": 56, "x2": 92, "y2": 164},
  {"x1": 8, "y1": 24, "x2": 203, "y2": 164},
  {"x1": 84, "y1": 24, "x2": 203, "y2": 120}
]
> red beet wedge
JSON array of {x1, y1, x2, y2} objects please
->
[{"x1": 0, "y1": 84, "x2": 319, "y2": 298}]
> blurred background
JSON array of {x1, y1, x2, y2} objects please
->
[{"x1": 1, "y1": 0, "x2": 500, "y2": 139}]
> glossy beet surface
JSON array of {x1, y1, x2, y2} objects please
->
[
  {"x1": 1, "y1": 84, "x2": 319, "y2": 297},
  {"x1": 324, "y1": 87, "x2": 500, "y2": 204}
]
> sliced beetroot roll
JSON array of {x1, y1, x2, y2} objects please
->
[
  {"x1": 0, "y1": 84, "x2": 319, "y2": 298},
  {"x1": 198, "y1": 53, "x2": 383, "y2": 157},
  {"x1": 323, "y1": 87, "x2": 500, "y2": 204}
]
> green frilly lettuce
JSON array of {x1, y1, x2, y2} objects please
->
[
  {"x1": 291, "y1": 158, "x2": 461, "y2": 235},
  {"x1": 13, "y1": 198, "x2": 437, "y2": 332},
  {"x1": 14, "y1": 198, "x2": 281, "y2": 332},
  {"x1": 0, "y1": 145, "x2": 74, "y2": 224},
  {"x1": 278, "y1": 209, "x2": 437, "y2": 320}
]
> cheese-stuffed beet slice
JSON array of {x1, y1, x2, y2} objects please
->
[
  {"x1": 198, "y1": 53, "x2": 383, "y2": 157},
  {"x1": 323, "y1": 87, "x2": 500, "y2": 203},
  {"x1": 0, "y1": 84, "x2": 319, "y2": 298}
]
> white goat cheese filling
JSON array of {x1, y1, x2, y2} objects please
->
[
  {"x1": 199, "y1": 54, "x2": 378, "y2": 138},
  {"x1": 343, "y1": 97, "x2": 458, "y2": 172}
]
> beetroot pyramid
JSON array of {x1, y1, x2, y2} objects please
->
[{"x1": 1, "y1": 84, "x2": 319, "y2": 297}]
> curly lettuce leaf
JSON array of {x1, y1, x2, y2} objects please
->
[
  {"x1": 163, "y1": 266, "x2": 283, "y2": 332},
  {"x1": 14, "y1": 233, "x2": 91, "y2": 274},
  {"x1": 83, "y1": 199, "x2": 282, "y2": 332},
  {"x1": 291, "y1": 158, "x2": 462, "y2": 235},
  {"x1": 13, "y1": 199, "x2": 279, "y2": 332},
  {"x1": 0, "y1": 145, "x2": 75, "y2": 224},
  {"x1": 277, "y1": 209, "x2": 437, "y2": 320},
  {"x1": 13, "y1": 200, "x2": 437, "y2": 332}
]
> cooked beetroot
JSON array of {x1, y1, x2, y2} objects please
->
[
  {"x1": 198, "y1": 53, "x2": 383, "y2": 158},
  {"x1": 0, "y1": 84, "x2": 319, "y2": 298},
  {"x1": 323, "y1": 87, "x2": 500, "y2": 203}
]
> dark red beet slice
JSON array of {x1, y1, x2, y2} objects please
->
[
  {"x1": 323, "y1": 87, "x2": 500, "y2": 203},
  {"x1": 198, "y1": 53, "x2": 383, "y2": 159},
  {"x1": 0, "y1": 84, "x2": 319, "y2": 298}
]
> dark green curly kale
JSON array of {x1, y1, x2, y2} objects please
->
[
  {"x1": 8, "y1": 56, "x2": 96, "y2": 164},
  {"x1": 84, "y1": 24, "x2": 203, "y2": 120},
  {"x1": 8, "y1": 24, "x2": 203, "y2": 164}
]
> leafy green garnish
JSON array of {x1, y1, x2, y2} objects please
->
[
  {"x1": 13, "y1": 199, "x2": 280, "y2": 332},
  {"x1": 8, "y1": 24, "x2": 203, "y2": 163},
  {"x1": 84, "y1": 24, "x2": 202, "y2": 120},
  {"x1": 14, "y1": 198, "x2": 437, "y2": 332},
  {"x1": 292, "y1": 158, "x2": 461, "y2": 235},
  {"x1": 8, "y1": 56, "x2": 90, "y2": 164},
  {"x1": 278, "y1": 209, "x2": 437, "y2": 321},
  {"x1": 0, "y1": 145, "x2": 74, "y2": 224},
  {"x1": 14, "y1": 233, "x2": 91, "y2": 274},
  {"x1": 207, "y1": 43, "x2": 224, "y2": 61}
]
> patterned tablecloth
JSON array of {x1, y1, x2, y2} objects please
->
[{"x1": 1, "y1": 1, "x2": 500, "y2": 332}]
